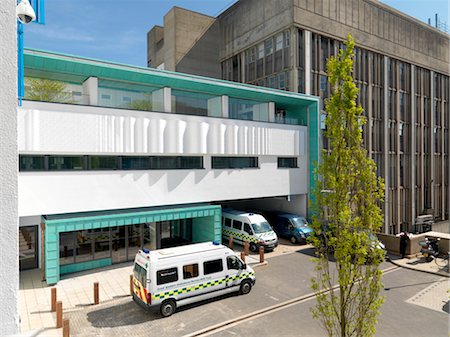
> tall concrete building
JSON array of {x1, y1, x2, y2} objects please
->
[{"x1": 148, "y1": 0, "x2": 450, "y2": 234}]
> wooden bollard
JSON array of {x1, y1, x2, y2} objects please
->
[
  {"x1": 259, "y1": 246, "x2": 265, "y2": 263},
  {"x1": 240, "y1": 251, "x2": 246, "y2": 263},
  {"x1": 51, "y1": 287, "x2": 57, "y2": 312},
  {"x1": 228, "y1": 235, "x2": 234, "y2": 250},
  {"x1": 62, "y1": 319, "x2": 70, "y2": 337},
  {"x1": 130, "y1": 275, "x2": 134, "y2": 295},
  {"x1": 56, "y1": 301, "x2": 62, "y2": 328},
  {"x1": 94, "y1": 282, "x2": 99, "y2": 305},
  {"x1": 244, "y1": 241, "x2": 249, "y2": 256}
]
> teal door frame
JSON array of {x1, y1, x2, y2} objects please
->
[{"x1": 43, "y1": 205, "x2": 221, "y2": 284}]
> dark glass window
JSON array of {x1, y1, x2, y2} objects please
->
[
  {"x1": 244, "y1": 223, "x2": 253, "y2": 235},
  {"x1": 49, "y1": 156, "x2": 85, "y2": 170},
  {"x1": 19, "y1": 155, "x2": 45, "y2": 171},
  {"x1": 278, "y1": 157, "x2": 298, "y2": 168},
  {"x1": 121, "y1": 157, "x2": 150, "y2": 170},
  {"x1": 157, "y1": 267, "x2": 178, "y2": 285},
  {"x1": 89, "y1": 156, "x2": 119, "y2": 170},
  {"x1": 224, "y1": 218, "x2": 232, "y2": 227},
  {"x1": 149, "y1": 156, "x2": 203, "y2": 170},
  {"x1": 203, "y1": 259, "x2": 223, "y2": 275},
  {"x1": 59, "y1": 232, "x2": 75, "y2": 265},
  {"x1": 212, "y1": 157, "x2": 258, "y2": 169},
  {"x1": 227, "y1": 255, "x2": 244, "y2": 270},
  {"x1": 133, "y1": 263, "x2": 147, "y2": 286},
  {"x1": 183, "y1": 264, "x2": 199, "y2": 279},
  {"x1": 233, "y1": 220, "x2": 242, "y2": 230}
]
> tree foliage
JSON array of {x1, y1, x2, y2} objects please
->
[
  {"x1": 24, "y1": 77, "x2": 73, "y2": 103},
  {"x1": 309, "y1": 35, "x2": 385, "y2": 337}
]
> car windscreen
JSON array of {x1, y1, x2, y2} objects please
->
[
  {"x1": 291, "y1": 217, "x2": 309, "y2": 228},
  {"x1": 251, "y1": 221, "x2": 272, "y2": 234}
]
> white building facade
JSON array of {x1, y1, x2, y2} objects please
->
[{"x1": 19, "y1": 49, "x2": 320, "y2": 284}]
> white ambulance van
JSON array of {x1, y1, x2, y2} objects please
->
[
  {"x1": 132, "y1": 242, "x2": 255, "y2": 317},
  {"x1": 222, "y1": 209, "x2": 278, "y2": 252}
]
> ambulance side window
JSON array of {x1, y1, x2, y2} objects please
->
[
  {"x1": 183, "y1": 264, "x2": 199, "y2": 279},
  {"x1": 157, "y1": 267, "x2": 178, "y2": 285},
  {"x1": 203, "y1": 259, "x2": 223, "y2": 275},
  {"x1": 233, "y1": 220, "x2": 242, "y2": 230},
  {"x1": 244, "y1": 223, "x2": 252, "y2": 235},
  {"x1": 224, "y1": 218, "x2": 232, "y2": 228}
]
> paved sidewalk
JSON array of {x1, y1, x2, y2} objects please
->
[
  {"x1": 18, "y1": 241, "x2": 292, "y2": 336},
  {"x1": 388, "y1": 253, "x2": 450, "y2": 277}
]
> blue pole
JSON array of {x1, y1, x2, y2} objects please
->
[{"x1": 17, "y1": 21, "x2": 24, "y2": 106}]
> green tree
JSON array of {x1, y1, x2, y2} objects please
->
[
  {"x1": 127, "y1": 93, "x2": 153, "y2": 111},
  {"x1": 24, "y1": 78, "x2": 73, "y2": 103},
  {"x1": 309, "y1": 35, "x2": 385, "y2": 337}
]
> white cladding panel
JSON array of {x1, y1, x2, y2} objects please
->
[
  {"x1": 18, "y1": 156, "x2": 307, "y2": 216},
  {"x1": 18, "y1": 102, "x2": 305, "y2": 156}
]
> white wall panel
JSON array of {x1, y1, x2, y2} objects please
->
[
  {"x1": 18, "y1": 156, "x2": 307, "y2": 217},
  {"x1": 19, "y1": 102, "x2": 306, "y2": 156}
]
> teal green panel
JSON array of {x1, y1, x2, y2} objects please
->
[
  {"x1": 308, "y1": 100, "x2": 321, "y2": 219},
  {"x1": 60, "y1": 258, "x2": 112, "y2": 275},
  {"x1": 45, "y1": 223, "x2": 60, "y2": 285},
  {"x1": 192, "y1": 216, "x2": 216, "y2": 243}
]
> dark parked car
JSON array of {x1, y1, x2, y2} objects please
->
[{"x1": 262, "y1": 211, "x2": 313, "y2": 244}]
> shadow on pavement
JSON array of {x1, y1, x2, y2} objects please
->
[
  {"x1": 86, "y1": 293, "x2": 239, "y2": 328},
  {"x1": 87, "y1": 300, "x2": 160, "y2": 327},
  {"x1": 443, "y1": 300, "x2": 449, "y2": 314},
  {"x1": 384, "y1": 280, "x2": 440, "y2": 291}
]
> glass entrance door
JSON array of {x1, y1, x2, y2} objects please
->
[
  {"x1": 19, "y1": 226, "x2": 38, "y2": 270},
  {"x1": 160, "y1": 219, "x2": 193, "y2": 249}
]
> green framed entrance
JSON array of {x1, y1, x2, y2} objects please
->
[{"x1": 42, "y1": 204, "x2": 221, "y2": 285}]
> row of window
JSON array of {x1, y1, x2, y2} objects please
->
[
  {"x1": 154, "y1": 256, "x2": 244, "y2": 285},
  {"x1": 19, "y1": 155, "x2": 299, "y2": 171}
]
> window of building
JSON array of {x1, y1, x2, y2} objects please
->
[
  {"x1": 19, "y1": 155, "x2": 45, "y2": 171},
  {"x1": 183, "y1": 264, "x2": 199, "y2": 279},
  {"x1": 89, "y1": 156, "x2": 120, "y2": 170},
  {"x1": 59, "y1": 232, "x2": 75, "y2": 266},
  {"x1": 211, "y1": 157, "x2": 258, "y2": 169},
  {"x1": 278, "y1": 157, "x2": 298, "y2": 168},
  {"x1": 49, "y1": 156, "x2": 85, "y2": 170},
  {"x1": 203, "y1": 259, "x2": 223, "y2": 275},
  {"x1": 121, "y1": 157, "x2": 150, "y2": 170},
  {"x1": 157, "y1": 267, "x2": 178, "y2": 285}
]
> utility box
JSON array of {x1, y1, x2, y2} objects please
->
[{"x1": 414, "y1": 214, "x2": 434, "y2": 234}]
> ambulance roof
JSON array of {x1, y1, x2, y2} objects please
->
[
  {"x1": 222, "y1": 209, "x2": 267, "y2": 222},
  {"x1": 137, "y1": 242, "x2": 228, "y2": 263}
]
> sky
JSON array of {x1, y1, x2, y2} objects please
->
[{"x1": 24, "y1": 0, "x2": 449, "y2": 67}]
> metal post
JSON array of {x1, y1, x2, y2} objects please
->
[
  {"x1": 62, "y1": 319, "x2": 70, "y2": 337},
  {"x1": 130, "y1": 275, "x2": 133, "y2": 295},
  {"x1": 51, "y1": 288, "x2": 57, "y2": 312},
  {"x1": 244, "y1": 241, "x2": 249, "y2": 256},
  {"x1": 259, "y1": 246, "x2": 264, "y2": 263},
  {"x1": 228, "y1": 235, "x2": 234, "y2": 250},
  {"x1": 240, "y1": 251, "x2": 246, "y2": 263},
  {"x1": 56, "y1": 301, "x2": 62, "y2": 328},
  {"x1": 94, "y1": 282, "x2": 99, "y2": 305}
]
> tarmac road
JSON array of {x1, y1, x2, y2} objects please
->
[{"x1": 65, "y1": 249, "x2": 448, "y2": 337}]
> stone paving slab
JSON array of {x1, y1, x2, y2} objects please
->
[{"x1": 406, "y1": 278, "x2": 450, "y2": 313}]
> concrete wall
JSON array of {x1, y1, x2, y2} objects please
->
[
  {"x1": 377, "y1": 233, "x2": 450, "y2": 256},
  {"x1": 219, "y1": 0, "x2": 294, "y2": 60},
  {"x1": 291, "y1": 0, "x2": 449, "y2": 75},
  {"x1": 148, "y1": 7, "x2": 219, "y2": 75},
  {"x1": 0, "y1": 0, "x2": 19, "y2": 334},
  {"x1": 176, "y1": 20, "x2": 221, "y2": 79},
  {"x1": 147, "y1": 25, "x2": 164, "y2": 68}
]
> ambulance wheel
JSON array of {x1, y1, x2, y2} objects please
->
[
  {"x1": 249, "y1": 243, "x2": 257, "y2": 252},
  {"x1": 240, "y1": 280, "x2": 252, "y2": 295},
  {"x1": 160, "y1": 299, "x2": 176, "y2": 317}
]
